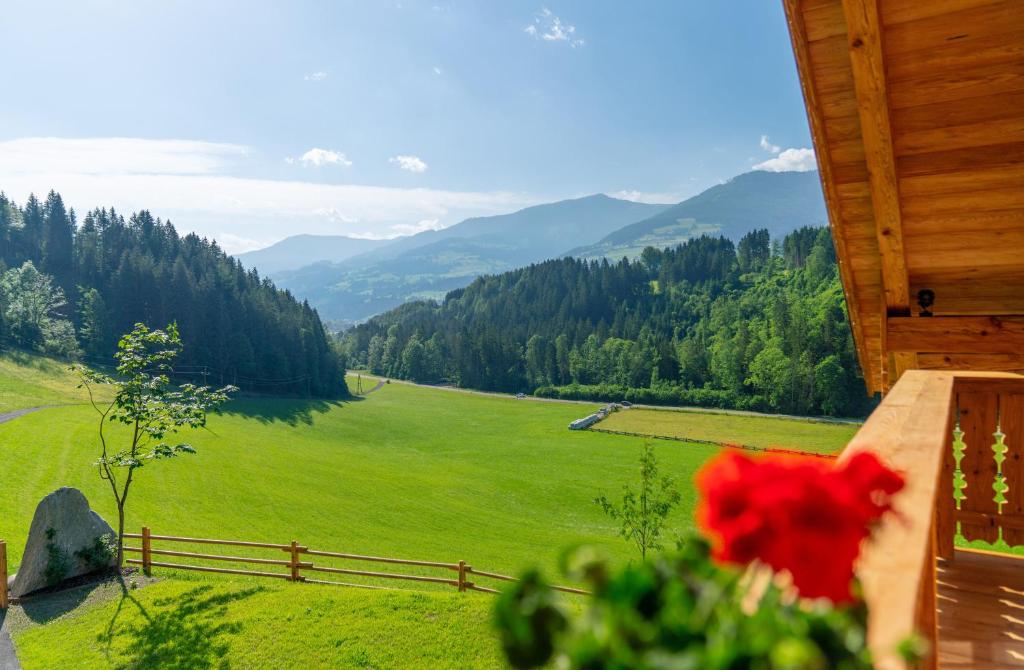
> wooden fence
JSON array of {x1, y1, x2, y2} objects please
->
[
  {"x1": 123, "y1": 528, "x2": 588, "y2": 596},
  {"x1": 1, "y1": 540, "x2": 7, "y2": 609}
]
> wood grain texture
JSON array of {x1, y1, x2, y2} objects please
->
[
  {"x1": 999, "y1": 393, "x2": 1024, "y2": 545},
  {"x1": 783, "y1": 0, "x2": 878, "y2": 392},
  {"x1": 840, "y1": 370, "x2": 955, "y2": 670},
  {"x1": 842, "y1": 0, "x2": 912, "y2": 318},
  {"x1": 888, "y1": 316, "x2": 1024, "y2": 354},
  {"x1": 957, "y1": 391, "x2": 1000, "y2": 542},
  {"x1": 937, "y1": 549, "x2": 1024, "y2": 668}
]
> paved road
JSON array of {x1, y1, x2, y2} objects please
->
[
  {"x1": 0, "y1": 407, "x2": 46, "y2": 425},
  {"x1": 0, "y1": 620, "x2": 19, "y2": 670}
]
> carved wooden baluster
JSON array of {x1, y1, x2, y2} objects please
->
[
  {"x1": 993, "y1": 424, "x2": 1009, "y2": 517},
  {"x1": 952, "y1": 421, "x2": 967, "y2": 513}
]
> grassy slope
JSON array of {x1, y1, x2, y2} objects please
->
[
  {"x1": 599, "y1": 407, "x2": 860, "y2": 455},
  {"x1": 1, "y1": 358, "x2": 854, "y2": 668},
  {"x1": 0, "y1": 350, "x2": 94, "y2": 413}
]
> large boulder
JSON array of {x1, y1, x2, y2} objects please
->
[{"x1": 10, "y1": 487, "x2": 117, "y2": 598}]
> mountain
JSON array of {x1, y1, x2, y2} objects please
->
[
  {"x1": 235, "y1": 234, "x2": 390, "y2": 276},
  {"x1": 274, "y1": 195, "x2": 668, "y2": 324},
  {"x1": 567, "y1": 171, "x2": 827, "y2": 260}
]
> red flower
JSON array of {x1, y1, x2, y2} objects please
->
[{"x1": 696, "y1": 450, "x2": 904, "y2": 604}]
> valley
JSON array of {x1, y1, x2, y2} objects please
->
[{"x1": 0, "y1": 353, "x2": 852, "y2": 668}]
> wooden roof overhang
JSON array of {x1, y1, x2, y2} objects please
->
[{"x1": 782, "y1": 0, "x2": 1024, "y2": 394}]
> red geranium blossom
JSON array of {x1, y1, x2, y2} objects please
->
[{"x1": 696, "y1": 450, "x2": 904, "y2": 604}]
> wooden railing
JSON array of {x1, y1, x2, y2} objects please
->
[
  {"x1": 847, "y1": 370, "x2": 1024, "y2": 670},
  {"x1": 123, "y1": 528, "x2": 588, "y2": 596}
]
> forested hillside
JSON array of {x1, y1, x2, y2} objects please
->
[
  {"x1": 0, "y1": 190, "x2": 344, "y2": 396},
  {"x1": 343, "y1": 227, "x2": 873, "y2": 417}
]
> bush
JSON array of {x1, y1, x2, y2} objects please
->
[
  {"x1": 43, "y1": 527, "x2": 71, "y2": 587},
  {"x1": 75, "y1": 533, "x2": 117, "y2": 572}
]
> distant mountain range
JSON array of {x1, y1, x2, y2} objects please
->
[
  {"x1": 568, "y1": 171, "x2": 827, "y2": 260},
  {"x1": 235, "y1": 170, "x2": 827, "y2": 324},
  {"x1": 254, "y1": 195, "x2": 667, "y2": 324},
  {"x1": 235, "y1": 234, "x2": 390, "y2": 276}
]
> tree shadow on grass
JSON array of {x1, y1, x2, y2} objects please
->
[
  {"x1": 218, "y1": 396, "x2": 359, "y2": 426},
  {"x1": 99, "y1": 581, "x2": 265, "y2": 670}
]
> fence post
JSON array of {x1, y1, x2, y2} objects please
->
[
  {"x1": 289, "y1": 541, "x2": 301, "y2": 581},
  {"x1": 458, "y1": 560, "x2": 467, "y2": 592},
  {"x1": 0, "y1": 540, "x2": 7, "y2": 609},
  {"x1": 142, "y1": 526, "x2": 152, "y2": 576}
]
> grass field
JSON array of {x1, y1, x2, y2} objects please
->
[
  {"x1": 0, "y1": 354, "x2": 857, "y2": 668},
  {"x1": 598, "y1": 406, "x2": 861, "y2": 455},
  {"x1": 0, "y1": 350, "x2": 99, "y2": 413}
]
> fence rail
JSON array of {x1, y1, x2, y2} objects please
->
[{"x1": 123, "y1": 528, "x2": 588, "y2": 596}]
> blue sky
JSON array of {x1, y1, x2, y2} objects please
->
[{"x1": 0, "y1": 0, "x2": 816, "y2": 252}]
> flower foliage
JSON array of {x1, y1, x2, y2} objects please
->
[
  {"x1": 696, "y1": 450, "x2": 904, "y2": 603},
  {"x1": 495, "y1": 539, "x2": 877, "y2": 669},
  {"x1": 495, "y1": 450, "x2": 912, "y2": 669}
]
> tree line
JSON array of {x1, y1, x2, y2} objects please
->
[
  {"x1": 343, "y1": 227, "x2": 874, "y2": 417},
  {"x1": 0, "y1": 190, "x2": 345, "y2": 397}
]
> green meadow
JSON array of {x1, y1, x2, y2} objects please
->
[
  {"x1": 0, "y1": 355, "x2": 856, "y2": 669},
  {"x1": 598, "y1": 406, "x2": 861, "y2": 455}
]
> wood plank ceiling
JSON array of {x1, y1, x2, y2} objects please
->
[{"x1": 783, "y1": 0, "x2": 1024, "y2": 394}]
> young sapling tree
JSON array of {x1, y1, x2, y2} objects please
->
[
  {"x1": 594, "y1": 442, "x2": 681, "y2": 559},
  {"x1": 75, "y1": 322, "x2": 235, "y2": 566}
]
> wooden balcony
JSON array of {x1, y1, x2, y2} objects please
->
[{"x1": 850, "y1": 370, "x2": 1024, "y2": 669}]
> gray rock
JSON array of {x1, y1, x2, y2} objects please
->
[{"x1": 10, "y1": 488, "x2": 117, "y2": 598}]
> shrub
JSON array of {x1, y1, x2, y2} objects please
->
[
  {"x1": 43, "y1": 527, "x2": 71, "y2": 587},
  {"x1": 75, "y1": 533, "x2": 117, "y2": 572}
]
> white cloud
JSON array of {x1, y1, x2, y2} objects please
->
[
  {"x1": 389, "y1": 154, "x2": 428, "y2": 173},
  {"x1": 0, "y1": 137, "x2": 247, "y2": 176},
  {"x1": 304, "y1": 71, "x2": 328, "y2": 81},
  {"x1": 433, "y1": 66, "x2": 443, "y2": 75},
  {"x1": 609, "y1": 189, "x2": 684, "y2": 205},
  {"x1": 215, "y1": 232, "x2": 270, "y2": 254},
  {"x1": 753, "y1": 147, "x2": 817, "y2": 172},
  {"x1": 0, "y1": 137, "x2": 537, "y2": 253},
  {"x1": 387, "y1": 218, "x2": 445, "y2": 237},
  {"x1": 526, "y1": 7, "x2": 584, "y2": 47},
  {"x1": 759, "y1": 134, "x2": 780, "y2": 154},
  {"x1": 314, "y1": 207, "x2": 358, "y2": 225},
  {"x1": 289, "y1": 147, "x2": 352, "y2": 168}
]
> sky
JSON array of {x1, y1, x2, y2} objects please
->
[{"x1": 0, "y1": 0, "x2": 816, "y2": 253}]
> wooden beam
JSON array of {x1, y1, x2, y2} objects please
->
[
  {"x1": 783, "y1": 0, "x2": 879, "y2": 393},
  {"x1": 918, "y1": 352, "x2": 1024, "y2": 374},
  {"x1": 888, "y1": 316, "x2": 1024, "y2": 353},
  {"x1": 842, "y1": 0, "x2": 912, "y2": 314}
]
